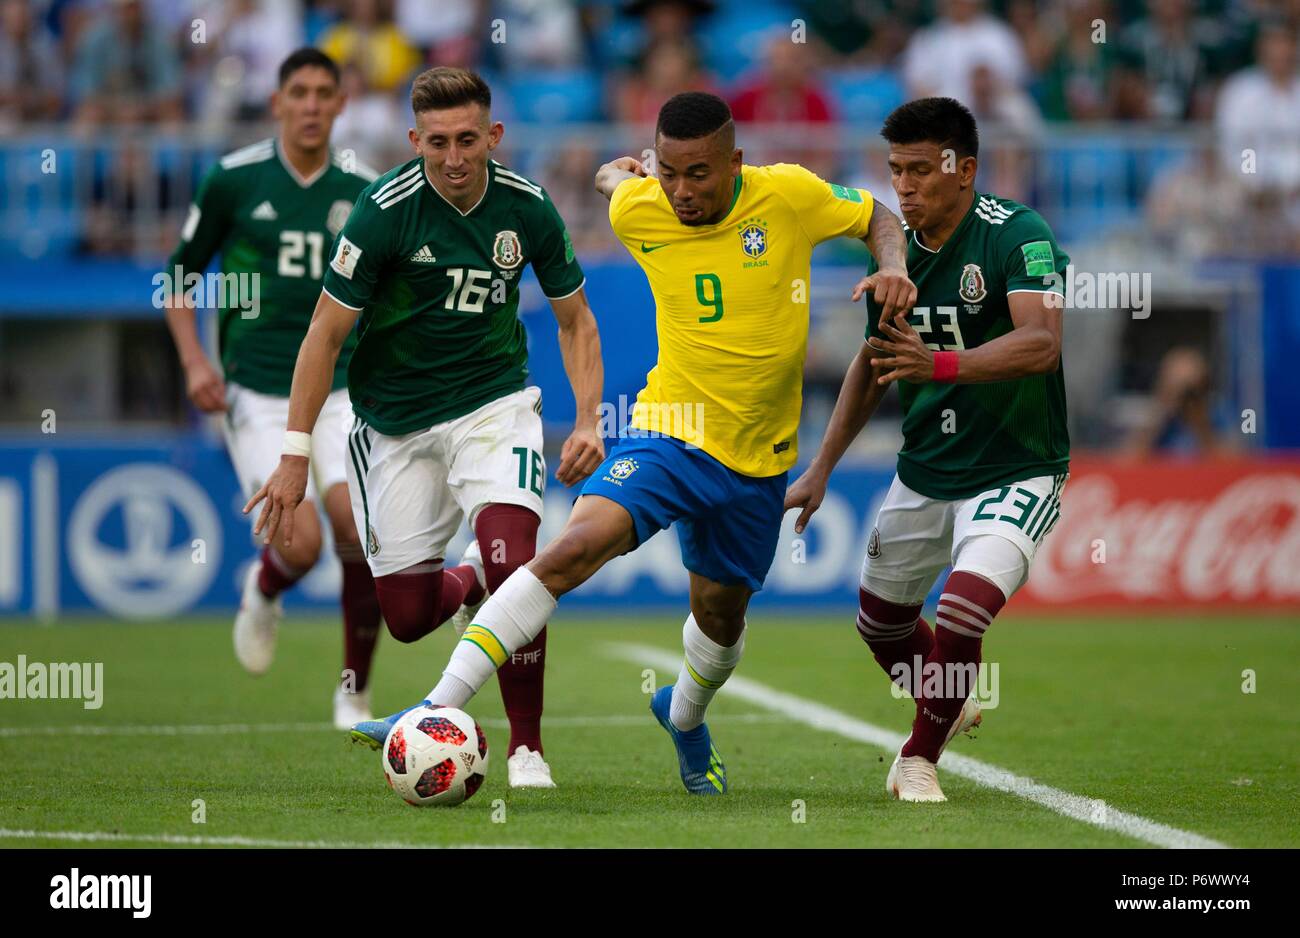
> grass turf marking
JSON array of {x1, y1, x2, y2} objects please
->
[{"x1": 608, "y1": 642, "x2": 1228, "y2": 850}]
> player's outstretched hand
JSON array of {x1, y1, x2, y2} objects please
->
[
  {"x1": 184, "y1": 356, "x2": 227, "y2": 413},
  {"x1": 868, "y1": 313, "x2": 934, "y2": 386},
  {"x1": 784, "y1": 468, "x2": 829, "y2": 534},
  {"x1": 851, "y1": 267, "x2": 917, "y2": 326},
  {"x1": 243, "y1": 455, "x2": 309, "y2": 546},
  {"x1": 556, "y1": 426, "x2": 605, "y2": 487},
  {"x1": 609, "y1": 156, "x2": 649, "y2": 177}
]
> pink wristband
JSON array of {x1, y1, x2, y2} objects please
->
[{"x1": 932, "y1": 351, "x2": 959, "y2": 383}]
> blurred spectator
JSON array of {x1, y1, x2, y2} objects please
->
[
  {"x1": 728, "y1": 33, "x2": 836, "y2": 176},
  {"x1": 1123, "y1": 347, "x2": 1238, "y2": 455},
  {"x1": 967, "y1": 61, "x2": 1041, "y2": 202},
  {"x1": 614, "y1": 36, "x2": 720, "y2": 124},
  {"x1": 627, "y1": 0, "x2": 713, "y2": 52},
  {"x1": 1215, "y1": 22, "x2": 1300, "y2": 195},
  {"x1": 902, "y1": 0, "x2": 1027, "y2": 107},
  {"x1": 319, "y1": 0, "x2": 420, "y2": 93},
  {"x1": 1005, "y1": 0, "x2": 1057, "y2": 75},
  {"x1": 71, "y1": 0, "x2": 184, "y2": 126},
  {"x1": 1038, "y1": 0, "x2": 1120, "y2": 121},
  {"x1": 1115, "y1": 0, "x2": 1217, "y2": 121},
  {"x1": 794, "y1": 0, "x2": 923, "y2": 63},
  {"x1": 494, "y1": 0, "x2": 586, "y2": 70},
  {"x1": 395, "y1": 0, "x2": 480, "y2": 60},
  {"x1": 0, "y1": 0, "x2": 64, "y2": 127},
  {"x1": 194, "y1": 0, "x2": 305, "y2": 124},
  {"x1": 331, "y1": 62, "x2": 406, "y2": 170},
  {"x1": 1145, "y1": 144, "x2": 1251, "y2": 257},
  {"x1": 729, "y1": 33, "x2": 835, "y2": 125},
  {"x1": 540, "y1": 141, "x2": 618, "y2": 255}
]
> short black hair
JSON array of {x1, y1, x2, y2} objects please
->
[
  {"x1": 881, "y1": 97, "x2": 979, "y2": 160},
  {"x1": 278, "y1": 48, "x2": 340, "y2": 88},
  {"x1": 657, "y1": 91, "x2": 734, "y2": 145}
]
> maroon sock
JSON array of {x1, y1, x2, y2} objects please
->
[
  {"x1": 856, "y1": 588, "x2": 935, "y2": 697},
  {"x1": 475, "y1": 503, "x2": 545, "y2": 754},
  {"x1": 257, "y1": 545, "x2": 307, "y2": 598},
  {"x1": 446, "y1": 563, "x2": 485, "y2": 607},
  {"x1": 338, "y1": 545, "x2": 381, "y2": 692},
  {"x1": 902, "y1": 571, "x2": 1005, "y2": 762},
  {"x1": 373, "y1": 561, "x2": 470, "y2": 644}
]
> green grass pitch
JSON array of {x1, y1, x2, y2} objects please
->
[{"x1": 0, "y1": 613, "x2": 1296, "y2": 848}]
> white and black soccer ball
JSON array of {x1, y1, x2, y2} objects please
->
[{"x1": 382, "y1": 706, "x2": 489, "y2": 807}]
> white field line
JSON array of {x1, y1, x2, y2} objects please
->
[
  {"x1": 608, "y1": 642, "x2": 1228, "y2": 850},
  {"x1": 0, "y1": 712, "x2": 784, "y2": 738},
  {"x1": 0, "y1": 828, "x2": 524, "y2": 849}
]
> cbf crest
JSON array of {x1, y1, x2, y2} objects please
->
[
  {"x1": 609, "y1": 458, "x2": 638, "y2": 480},
  {"x1": 959, "y1": 263, "x2": 987, "y2": 304},
  {"x1": 493, "y1": 230, "x2": 524, "y2": 269},
  {"x1": 737, "y1": 217, "x2": 768, "y2": 258}
]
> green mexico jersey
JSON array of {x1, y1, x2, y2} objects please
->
[
  {"x1": 322, "y1": 158, "x2": 585, "y2": 436},
  {"x1": 165, "y1": 138, "x2": 377, "y2": 395},
  {"x1": 865, "y1": 193, "x2": 1071, "y2": 499}
]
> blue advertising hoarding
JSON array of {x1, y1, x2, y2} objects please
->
[{"x1": 0, "y1": 435, "x2": 902, "y2": 619}]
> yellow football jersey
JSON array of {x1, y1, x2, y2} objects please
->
[{"x1": 609, "y1": 163, "x2": 874, "y2": 477}]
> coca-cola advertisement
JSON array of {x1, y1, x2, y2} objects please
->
[{"x1": 1018, "y1": 458, "x2": 1300, "y2": 610}]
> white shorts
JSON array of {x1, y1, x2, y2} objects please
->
[
  {"x1": 860, "y1": 472, "x2": 1068, "y2": 604},
  {"x1": 346, "y1": 386, "x2": 546, "y2": 577},
  {"x1": 223, "y1": 382, "x2": 352, "y2": 516}
]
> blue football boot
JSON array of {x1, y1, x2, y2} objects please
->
[
  {"x1": 349, "y1": 699, "x2": 430, "y2": 751},
  {"x1": 649, "y1": 686, "x2": 727, "y2": 795}
]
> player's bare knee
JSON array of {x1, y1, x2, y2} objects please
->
[{"x1": 275, "y1": 529, "x2": 321, "y2": 570}]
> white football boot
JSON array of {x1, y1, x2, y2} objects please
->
[
  {"x1": 233, "y1": 563, "x2": 282, "y2": 675},
  {"x1": 886, "y1": 695, "x2": 982, "y2": 803},
  {"x1": 447, "y1": 538, "x2": 487, "y2": 638},
  {"x1": 333, "y1": 685, "x2": 373, "y2": 731},
  {"x1": 507, "y1": 746, "x2": 557, "y2": 789}
]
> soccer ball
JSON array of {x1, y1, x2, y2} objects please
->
[{"x1": 381, "y1": 706, "x2": 489, "y2": 807}]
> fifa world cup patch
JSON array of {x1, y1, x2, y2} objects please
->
[
  {"x1": 332, "y1": 236, "x2": 362, "y2": 279},
  {"x1": 1021, "y1": 241, "x2": 1055, "y2": 278},
  {"x1": 829, "y1": 183, "x2": 863, "y2": 203}
]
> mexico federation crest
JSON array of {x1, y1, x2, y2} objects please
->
[
  {"x1": 739, "y1": 221, "x2": 768, "y2": 258},
  {"x1": 609, "y1": 458, "x2": 638, "y2": 480},
  {"x1": 493, "y1": 230, "x2": 524, "y2": 269},
  {"x1": 326, "y1": 199, "x2": 353, "y2": 236},
  {"x1": 959, "y1": 263, "x2": 987, "y2": 303},
  {"x1": 867, "y1": 526, "x2": 881, "y2": 559},
  {"x1": 367, "y1": 524, "x2": 380, "y2": 557}
]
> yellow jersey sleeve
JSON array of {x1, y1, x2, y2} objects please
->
[
  {"x1": 764, "y1": 163, "x2": 874, "y2": 246},
  {"x1": 608, "y1": 174, "x2": 659, "y2": 243}
]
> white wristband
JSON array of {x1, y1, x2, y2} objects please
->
[{"x1": 282, "y1": 430, "x2": 312, "y2": 458}]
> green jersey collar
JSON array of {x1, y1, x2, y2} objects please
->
[{"x1": 422, "y1": 161, "x2": 491, "y2": 217}]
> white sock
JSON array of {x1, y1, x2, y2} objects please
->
[
  {"x1": 669, "y1": 614, "x2": 744, "y2": 731},
  {"x1": 427, "y1": 566, "x2": 556, "y2": 705}
]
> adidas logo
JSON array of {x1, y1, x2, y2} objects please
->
[
  {"x1": 251, "y1": 201, "x2": 278, "y2": 220},
  {"x1": 409, "y1": 245, "x2": 437, "y2": 263}
]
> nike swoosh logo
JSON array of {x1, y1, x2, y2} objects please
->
[{"x1": 640, "y1": 242, "x2": 670, "y2": 253}]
